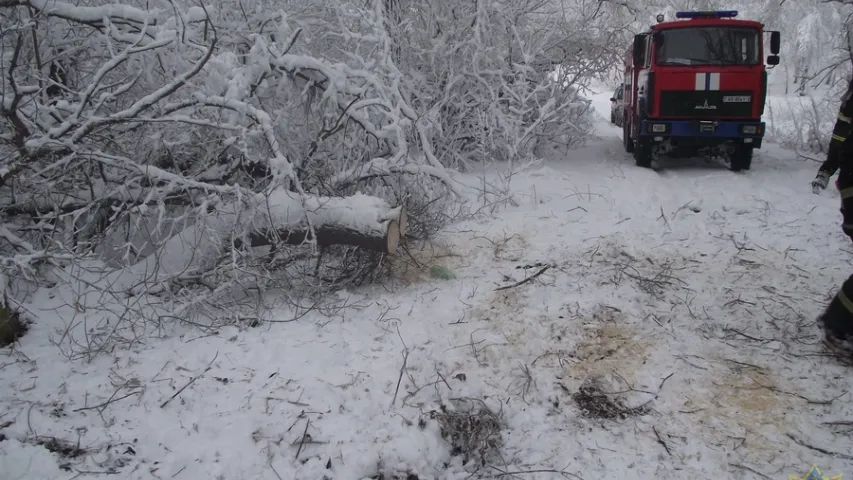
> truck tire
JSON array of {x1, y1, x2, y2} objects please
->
[
  {"x1": 623, "y1": 122, "x2": 634, "y2": 153},
  {"x1": 611, "y1": 112, "x2": 615, "y2": 124},
  {"x1": 730, "y1": 145, "x2": 753, "y2": 172},
  {"x1": 634, "y1": 138, "x2": 652, "y2": 168}
]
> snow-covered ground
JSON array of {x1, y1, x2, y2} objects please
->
[{"x1": 3, "y1": 88, "x2": 853, "y2": 480}]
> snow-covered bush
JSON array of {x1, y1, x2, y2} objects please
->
[
  {"x1": 765, "y1": 93, "x2": 840, "y2": 153},
  {"x1": 0, "y1": 0, "x2": 610, "y2": 357},
  {"x1": 374, "y1": 0, "x2": 600, "y2": 169}
]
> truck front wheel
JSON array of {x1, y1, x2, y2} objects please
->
[
  {"x1": 730, "y1": 145, "x2": 753, "y2": 172},
  {"x1": 634, "y1": 138, "x2": 652, "y2": 168}
]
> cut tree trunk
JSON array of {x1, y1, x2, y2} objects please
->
[
  {"x1": 245, "y1": 203, "x2": 406, "y2": 254},
  {"x1": 110, "y1": 189, "x2": 406, "y2": 292}
]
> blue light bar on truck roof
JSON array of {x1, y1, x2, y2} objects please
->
[{"x1": 675, "y1": 10, "x2": 738, "y2": 19}]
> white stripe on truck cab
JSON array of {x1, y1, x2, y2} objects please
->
[
  {"x1": 709, "y1": 72, "x2": 720, "y2": 91},
  {"x1": 693, "y1": 72, "x2": 721, "y2": 91}
]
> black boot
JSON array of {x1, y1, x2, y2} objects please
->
[
  {"x1": 818, "y1": 282, "x2": 853, "y2": 357},
  {"x1": 820, "y1": 319, "x2": 853, "y2": 357}
]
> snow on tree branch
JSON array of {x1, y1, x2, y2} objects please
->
[
  {"x1": 0, "y1": 0, "x2": 611, "y2": 358},
  {"x1": 116, "y1": 188, "x2": 405, "y2": 292},
  {"x1": 1, "y1": 0, "x2": 160, "y2": 25},
  {"x1": 0, "y1": 1, "x2": 412, "y2": 281}
]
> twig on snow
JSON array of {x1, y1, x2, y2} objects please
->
[
  {"x1": 652, "y1": 426, "x2": 671, "y2": 455},
  {"x1": 729, "y1": 463, "x2": 771, "y2": 479},
  {"x1": 436, "y1": 371, "x2": 453, "y2": 391},
  {"x1": 823, "y1": 420, "x2": 853, "y2": 426},
  {"x1": 390, "y1": 325, "x2": 410, "y2": 408},
  {"x1": 598, "y1": 372, "x2": 674, "y2": 415},
  {"x1": 631, "y1": 373, "x2": 674, "y2": 411},
  {"x1": 658, "y1": 373, "x2": 674, "y2": 390},
  {"x1": 402, "y1": 374, "x2": 450, "y2": 407},
  {"x1": 824, "y1": 420, "x2": 853, "y2": 434},
  {"x1": 485, "y1": 464, "x2": 583, "y2": 479},
  {"x1": 657, "y1": 206, "x2": 670, "y2": 230},
  {"x1": 612, "y1": 260, "x2": 680, "y2": 300},
  {"x1": 269, "y1": 459, "x2": 284, "y2": 480},
  {"x1": 724, "y1": 358, "x2": 764, "y2": 370},
  {"x1": 760, "y1": 383, "x2": 845, "y2": 405},
  {"x1": 510, "y1": 362, "x2": 534, "y2": 401},
  {"x1": 730, "y1": 234, "x2": 754, "y2": 254},
  {"x1": 724, "y1": 296, "x2": 757, "y2": 308},
  {"x1": 671, "y1": 201, "x2": 697, "y2": 220},
  {"x1": 295, "y1": 419, "x2": 310, "y2": 460},
  {"x1": 160, "y1": 351, "x2": 218, "y2": 408},
  {"x1": 786, "y1": 433, "x2": 853, "y2": 460},
  {"x1": 73, "y1": 389, "x2": 143, "y2": 415},
  {"x1": 390, "y1": 349, "x2": 410, "y2": 408},
  {"x1": 723, "y1": 327, "x2": 769, "y2": 343},
  {"x1": 494, "y1": 265, "x2": 551, "y2": 291}
]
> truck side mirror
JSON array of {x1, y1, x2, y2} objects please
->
[
  {"x1": 633, "y1": 34, "x2": 646, "y2": 66},
  {"x1": 767, "y1": 55, "x2": 780, "y2": 66},
  {"x1": 610, "y1": 97, "x2": 617, "y2": 102},
  {"x1": 770, "y1": 31, "x2": 780, "y2": 55}
]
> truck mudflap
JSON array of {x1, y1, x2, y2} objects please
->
[{"x1": 639, "y1": 119, "x2": 764, "y2": 148}]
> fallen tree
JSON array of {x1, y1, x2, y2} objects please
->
[
  {"x1": 117, "y1": 190, "x2": 408, "y2": 291},
  {"x1": 243, "y1": 203, "x2": 408, "y2": 252},
  {"x1": 1, "y1": 1, "x2": 437, "y2": 282},
  {"x1": 0, "y1": 0, "x2": 441, "y2": 358},
  {"x1": 0, "y1": 0, "x2": 606, "y2": 360}
]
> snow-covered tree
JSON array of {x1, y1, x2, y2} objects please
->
[{"x1": 0, "y1": 0, "x2": 615, "y2": 357}]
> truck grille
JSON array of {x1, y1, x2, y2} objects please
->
[{"x1": 658, "y1": 90, "x2": 754, "y2": 118}]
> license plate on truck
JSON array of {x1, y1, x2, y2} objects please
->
[{"x1": 723, "y1": 95, "x2": 750, "y2": 103}]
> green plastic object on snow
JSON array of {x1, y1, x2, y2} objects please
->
[{"x1": 429, "y1": 265, "x2": 456, "y2": 280}]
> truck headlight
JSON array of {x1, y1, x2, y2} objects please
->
[
  {"x1": 648, "y1": 123, "x2": 667, "y2": 133},
  {"x1": 742, "y1": 125, "x2": 758, "y2": 134}
]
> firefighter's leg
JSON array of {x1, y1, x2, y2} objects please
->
[
  {"x1": 839, "y1": 171, "x2": 853, "y2": 240},
  {"x1": 820, "y1": 170, "x2": 853, "y2": 355},
  {"x1": 818, "y1": 276, "x2": 853, "y2": 355},
  {"x1": 814, "y1": 152, "x2": 838, "y2": 192},
  {"x1": 813, "y1": 113, "x2": 853, "y2": 192},
  {"x1": 830, "y1": 110, "x2": 853, "y2": 163}
]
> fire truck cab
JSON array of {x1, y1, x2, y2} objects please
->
[{"x1": 621, "y1": 10, "x2": 781, "y2": 171}]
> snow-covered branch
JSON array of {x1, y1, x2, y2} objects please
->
[
  {"x1": 1, "y1": 0, "x2": 425, "y2": 299},
  {"x1": 0, "y1": 0, "x2": 612, "y2": 359},
  {"x1": 117, "y1": 188, "x2": 406, "y2": 291}
]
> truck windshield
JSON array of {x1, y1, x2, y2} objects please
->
[{"x1": 655, "y1": 27, "x2": 760, "y2": 66}]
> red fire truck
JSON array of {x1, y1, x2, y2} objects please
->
[{"x1": 618, "y1": 10, "x2": 780, "y2": 171}]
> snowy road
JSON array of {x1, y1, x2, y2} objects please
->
[{"x1": 2, "y1": 88, "x2": 853, "y2": 480}]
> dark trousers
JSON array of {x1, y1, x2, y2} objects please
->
[
  {"x1": 822, "y1": 278, "x2": 853, "y2": 338},
  {"x1": 819, "y1": 109, "x2": 853, "y2": 176},
  {"x1": 823, "y1": 172, "x2": 853, "y2": 337},
  {"x1": 819, "y1": 153, "x2": 842, "y2": 176}
]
